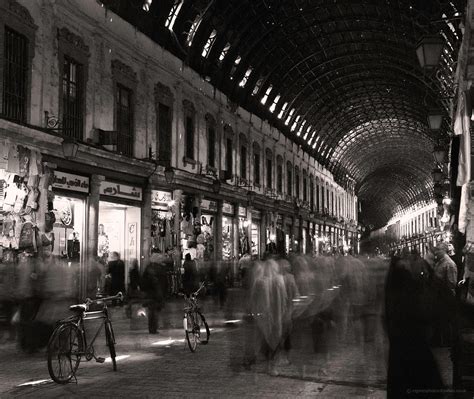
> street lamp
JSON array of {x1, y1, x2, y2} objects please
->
[
  {"x1": 433, "y1": 144, "x2": 447, "y2": 165},
  {"x1": 416, "y1": 35, "x2": 445, "y2": 70},
  {"x1": 212, "y1": 178, "x2": 221, "y2": 194},
  {"x1": 427, "y1": 109, "x2": 443, "y2": 131},
  {"x1": 62, "y1": 138, "x2": 79, "y2": 159},
  {"x1": 431, "y1": 167, "x2": 444, "y2": 183},
  {"x1": 164, "y1": 166, "x2": 175, "y2": 185}
]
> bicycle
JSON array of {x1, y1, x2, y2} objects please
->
[
  {"x1": 46, "y1": 292, "x2": 123, "y2": 384},
  {"x1": 180, "y1": 282, "x2": 210, "y2": 352}
]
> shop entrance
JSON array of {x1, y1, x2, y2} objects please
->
[{"x1": 99, "y1": 201, "x2": 141, "y2": 286}]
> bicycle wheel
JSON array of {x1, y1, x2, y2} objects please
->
[
  {"x1": 185, "y1": 313, "x2": 198, "y2": 352},
  {"x1": 47, "y1": 323, "x2": 83, "y2": 384},
  {"x1": 198, "y1": 312, "x2": 210, "y2": 345},
  {"x1": 105, "y1": 321, "x2": 117, "y2": 371}
]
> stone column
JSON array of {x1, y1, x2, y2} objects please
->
[
  {"x1": 216, "y1": 199, "x2": 223, "y2": 261},
  {"x1": 88, "y1": 174, "x2": 105, "y2": 260},
  {"x1": 87, "y1": 174, "x2": 104, "y2": 298},
  {"x1": 141, "y1": 182, "x2": 152, "y2": 272}
]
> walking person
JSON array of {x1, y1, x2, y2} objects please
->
[
  {"x1": 182, "y1": 253, "x2": 199, "y2": 296},
  {"x1": 141, "y1": 253, "x2": 167, "y2": 334},
  {"x1": 106, "y1": 252, "x2": 125, "y2": 300}
]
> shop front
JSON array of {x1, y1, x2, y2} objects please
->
[
  {"x1": 276, "y1": 213, "x2": 285, "y2": 255},
  {"x1": 251, "y1": 210, "x2": 261, "y2": 257},
  {"x1": 51, "y1": 171, "x2": 89, "y2": 297},
  {"x1": 98, "y1": 180, "x2": 142, "y2": 287},
  {"x1": 200, "y1": 198, "x2": 217, "y2": 261},
  {"x1": 238, "y1": 206, "x2": 250, "y2": 257},
  {"x1": 222, "y1": 202, "x2": 234, "y2": 261},
  {"x1": 150, "y1": 190, "x2": 176, "y2": 253}
]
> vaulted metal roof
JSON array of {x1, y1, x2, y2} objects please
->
[{"x1": 103, "y1": 0, "x2": 465, "y2": 228}]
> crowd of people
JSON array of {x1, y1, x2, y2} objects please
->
[{"x1": 1, "y1": 238, "x2": 473, "y2": 396}]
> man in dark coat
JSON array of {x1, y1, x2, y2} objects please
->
[
  {"x1": 106, "y1": 252, "x2": 125, "y2": 297},
  {"x1": 385, "y1": 254, "x2": 443, "y2": 398},
  {"x1": 141, "y1": 253, "x2": 167, "y2": 334},
  {"x1": 182, "y1": 253, "x2": 199, "y2": 296}
]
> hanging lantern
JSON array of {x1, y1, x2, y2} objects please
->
[
  {"x1": 212, "y1": 178, "x2": 221, "y2": 194},
  {"x1": 427, "y1": 110, "x2": 443, "y2": 130},
  {"x1": 164, "y1": 166, "x2": 175, "y2": 185},
  {"x1": 431, "y1": 167, "x2": 444, "y2": 183},
  {"x1": 433, "y1": 183, "x2": 443, "y2": 196},
  {"x1": 433, "y1": 145, "x2": 447, "y2": 164},
  {"x1": 416, "y1": 35, "x2": 445, "y2": 70},
  {"x1": 62, "y1": 138, "x2": 79, "y2": 159}
]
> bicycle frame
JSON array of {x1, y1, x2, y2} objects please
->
[{"x1": 60, "y1": 296, "x2": 115, "y2": 356}]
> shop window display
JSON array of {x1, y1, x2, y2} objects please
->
[
  {"x1": 0, "y1": 142, "x2": 53, "y2": 258},
  {"x1": 238, "y1": 218, "x2": 250, "y2": 257},
  {"x1": 222, "y1": 216, "x2": 233, "y2": 261}
]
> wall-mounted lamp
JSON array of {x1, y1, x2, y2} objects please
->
[
  {"x1": 212, "y1": 178, "x2": 221, "y2": 194},
  {"x1": 62, "y1": 138, "x2": 79, "y2": 159},
  {"x1": 247, "y1": 190, "x2": 256, "y2": 205},
  {"x1": 164, "y1": 166, "x2": 175, "y2": 185},
  {"x1": 416, "y1": 35, "x2": 445, "y2": 70},
  {"x1": 427, "y1": 109, "x2": 444, "y2": 130},
  {"x1": 433, "y1": 144, "x2": 447, "y2": 164},
  {"x1": 432, "y1": 167, "x2": 444, "y2": 183}
]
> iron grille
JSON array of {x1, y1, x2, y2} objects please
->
[
  {"x1": 2, "y1": 27, "x2": 28, "y2": 122},
  {"x1": 62, "y1": 56, "x2": 83, "y2": 139},
  {"x1": 116, "y1": 84, "x2": 133, "y2": 156}
]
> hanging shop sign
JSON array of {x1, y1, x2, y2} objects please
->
[
  {"x1": 201, "y1": 199, "x2": 217, "y2": 212},
  {"x1": 252, "y1": 210, "x2": 261, "y2": 220},
  {"x1": 223, "y1": 202, "x2": 234, "y2": 215},
  {"x1": 100, "y1": 181, "x2": 142, "y2": 201},
  {"x1": 151, "y1": 190, "x2": 172, "y2": 209},
  {"x1": 53, "y1": 171, "x2": 89, "y2": 193},
  {"x1": 238, "y1": 206, "x2": 247, "y2": 218}
]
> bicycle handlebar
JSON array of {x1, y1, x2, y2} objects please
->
[
  {"x1": 85, "y1": 292, "x2": 124, "y2": 306},
  {"x1": 178, "y1": 282, "x2": 206, "y2": 298}
]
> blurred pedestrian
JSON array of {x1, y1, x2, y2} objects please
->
[
  {"x1": 385, "y1": 254, "x2": 443, "y2": 398},
  {"x1": 182, "y1": 253, "x2": 199, "y2": 296},
  {"x1": 141, "y1": 253, "x2": 167, "y2": 334},
  {"x1": 106, "y1": 252, "x2": 125, "y2": 299}
]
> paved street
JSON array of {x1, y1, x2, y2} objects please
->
[{"x1": 0, "y1": 288, "x2": 435, "y2": 398}]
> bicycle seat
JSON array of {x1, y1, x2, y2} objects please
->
[{"x1": 69, "y1": 304, "x2": 87, "y2": 312}]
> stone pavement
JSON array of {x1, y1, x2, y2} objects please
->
[{"x1": 0, "y1": 288, "x2": 447, "y2": 398}]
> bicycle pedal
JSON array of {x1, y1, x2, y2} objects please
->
[{"x1": 95, "y1": 357, "x2": 105, "y2": 363}]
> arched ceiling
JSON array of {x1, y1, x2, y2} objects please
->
[{"x1": 103, "y1": 0, "x2": 465, "y2": 228}]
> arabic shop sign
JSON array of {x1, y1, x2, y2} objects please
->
[
  {"x1": 53, "y1": 171, "x2": 89, "y2": 193},
  {"x1": 151, "y1": 190, "x2": 172, "y2": 209},
  {"x1": 201, "y1": 199, "x2": 217, "y2": 212},
  {"x1": 101, "y1": 181, "x2": 142, "y2": 201}
]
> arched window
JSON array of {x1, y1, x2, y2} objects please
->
[
  {"x1": 302, "y1": 170, "x2": 308, "y2": 202},
  {"x1": 224, "y1": 124, "x2": 234, "y2": 175},
  {"x1": 155, "y1": 82, "x2": 174, "y2": 164},
  {"x1": 239, "y1": 133, "x2": 248, "y2": 180},
  {"x1": 205, "y1": 114, "x2": 216, "y2": 168},
  {"x1": 183, "y1": 99, "x2": 195, "y2": 160},
  {"x1": 295, "y1": 166, "x2": 300, "y2": 199},
  {"x1": 253, "y1": 142, "x2": 261, "y2": 185},
  {"x1": 276, "y1": 155, "x2": 283, "y2": 193},
  {"x1": 309, "y1": 175, "x2": 314, "y2": 210},
  {"x1": 265, "y1": 148, "x2": 273, "y2": 189},
  {"x1": 286, "y1": 161, "x2": 292, "y2": 196},
  {"x1": 316, "y1": 178, "x2": 320, "y2": 211}
]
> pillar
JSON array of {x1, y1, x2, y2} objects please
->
[
  {"x1": 141, "y1": 182, "x2": 152, "y2": 271},
  {"x1": 216, "y1": 199, "x2": 223, "y2": 261}
]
